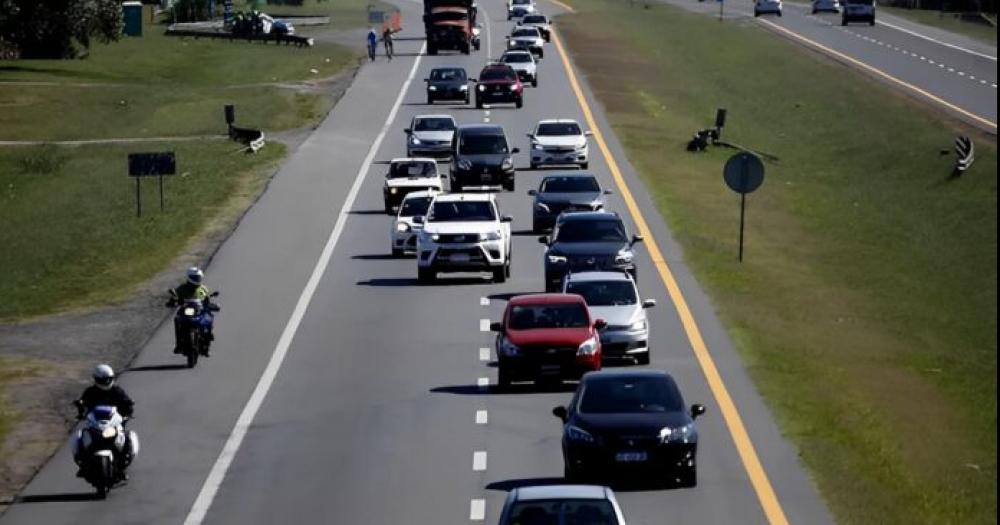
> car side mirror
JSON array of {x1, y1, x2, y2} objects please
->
[
  {"x1": 470, "y1": 78, "x2": 478, "y2": 82},
  {"x1": 594, "y1": 319, "x2": 607, "y2": 330},
  {"x1": 631, "y1": 234, "x2": 644, "y2": 245},
  {"x1": 691, "y1": 404, "x2": 706, "y2": 419},
  {"x1": 511, "y1": 147, "x2": 520, "y2": 154},
  {"x1": 526, "y1": 133, "x2": 534, "y2": 138},
  {"x1": 489, "y1": 321, "x2": 503, "y2": 332},
  {"x1": 413, "y1": 216, "x2": 425, "y2": 224},
  {"x1": 210, "y1": 291, "x2": 220, "y2": 298},
  {"x1": 501, "y1": 215, "x2": 514, "y2": 223},
  {"x1": 527, "y1": 189, "x2": 537, "y2": 196},
  {"x1": 584, "y1": 130, "x2": 594, "y2": 136},
  {"x1": 423, "y1": 78, "x2": 429, "y2": 82},
  {"x1": 552, "y1": 406, "x2": 568, "y2": 422},
  {"x1": 642, "y1": 299, "x2": 656, "y2": 309},
  {"x1": 404, "y1": 128, "x2": 412, "y2": 134},
  {"x1": 603, "y1": 189, "x2": 613, "y2": 195},
  {"x1": 537, "y1": 235, "x2": 549, "y2": 245}
]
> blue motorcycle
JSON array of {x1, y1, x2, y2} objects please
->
[{"x1": 167, "y1": 290, "x2": 220, "y2": 368}]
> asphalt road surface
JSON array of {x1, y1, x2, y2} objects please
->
[
  {"x1": 1, "y1": 0, "x2": 834, "y2": 523},
  {"x1": 665, "y1": 0, "x2": 997, "y2": 131}
]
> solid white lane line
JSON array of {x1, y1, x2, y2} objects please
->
[
  {"x1": 476, "y1": 410, "x2": 488, "y2": 425},
  {"x1": 473, "y1": 451, "x2": 487, "y2": 471},
  {"x1": 181, "y1": 42, "x2": 428, "y2": 525},
  {"x1": 470, "y1": 499, "x2": 486, "y2": 521},
  {"x1": 877, "y1": 19, "x2": 998, "y2": 61},
  {"x1": 479, "y1": 347, "x2": 491, "y2": 361},
  {"x1": 479, "y1": 319, "x2": 491, "y2": 331},
  {"x1": 480, "y1": 296, "x2": 489, "y2": 306},
  {"x1": 477, "y1": 377, "x2": 490, "y2": 388}
]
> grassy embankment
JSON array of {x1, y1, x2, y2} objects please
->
[{"x1": 559, "y1": 1, "x2": 996, "y2": 523}]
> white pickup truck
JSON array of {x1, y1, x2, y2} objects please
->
[{"x1": 416, "y1": 193, "x2": 513, "y2": 283}]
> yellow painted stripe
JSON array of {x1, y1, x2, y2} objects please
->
[
  {"x1": 551, "y1": 29, "x2": 792, "y2": 525},
  {"x1": 757, "y1": 18, "x2": 997, "y2": 131},
  {"x1": 547, "y1": 0, "x2": 577, "y2": 13}
]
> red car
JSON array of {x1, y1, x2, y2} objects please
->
[
  {"x1": 474, "y1": 64, "x2": 523, "y2": 109},
  {"x1": 491, "y1": 294, "x2": 605, "y2": 389}
]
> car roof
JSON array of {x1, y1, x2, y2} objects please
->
[
  {"x1": 508, "y1": 293, "x2": 586, "y2": 306},
  {"x1": 481, "y1": 63, "x2": 515, "y2": 72},
  {"x1": 537, "y1": 118, "x2": 582, "y2": 126},
  {"x1": 401, "y1": 190, "x2": 440, "y2": 200},
  {"x1": 557, "y1": 211, "x2": 620, "y2": 222},
  {"x1": 389, "y1": 157, "x2": 437, "y2": 164},
  {"x1": 431, "y1": 66, "x2": 465, "y2": 72},
  {"x1": 565, "y1": 271, "x2": 634, "y2": 283},
  {"x1": 413, "y1": 114, "x2": 456, "y2": 121},
  {"x1": 457, "y1": 123, "x2": 505, "y2": 135},
  {"x1": 432, "y1": 192, "x2": 493, "y2": 202},
  {"x1": 541, "y1": 172, "x2": 596, "y2": 180},
  {"x1": 582, "y1": 369, "x2": 672, "y2": 381},
  {"x1": 503, "y1": 49, "x2": 532, "y2": 56},
  {"x1": 511, "y1": 485, "x2": 611, "y2": 501}
]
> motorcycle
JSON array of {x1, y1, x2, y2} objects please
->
[
  {"x1": 167, "y1": 290, "x2": 220, "y2": 368},
  {"x1": 72, "y1": 401, "x2": 139, "y2": 499}
]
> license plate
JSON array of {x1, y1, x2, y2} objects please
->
[
  {"x1": 540, "y1": 364, "x2": 561, "y2": 374},
  {"x1": 615, "y1": 451, "x2": 648, "y2": 463},
  {"x1": 450, "y1": 253, "x2": 471, "y2": 263},
  {"x1": 480, "y1": 173, "x2": 491, "y2": 182}
]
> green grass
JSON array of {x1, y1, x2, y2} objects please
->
[
  {"x1": 0, "y1": 29, "x2": 355, "y2": 141},
  {"x1": 881, "y1": 6, "x2": 997, "y2": 45},
  {"x1": 560, "y1": 1, "x2": 996, "y2": 523},
  {"x1": 0, "y1": 141, "x2": 286, "y2": 319},
  {"x1": 0, "y1": 358, "x2": 48, "y2": 450}
]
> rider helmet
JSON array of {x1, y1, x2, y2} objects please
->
[
  {"x1": 186, "y1": 267, "x2": 204, "y2": 286},
  {"x1": 93, "y1": 364, "x2": 115, "y2": 391}
]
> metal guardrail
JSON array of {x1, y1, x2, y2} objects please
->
[{"x1": 164, "y1": 28, "x2": 314, "y2": 47}]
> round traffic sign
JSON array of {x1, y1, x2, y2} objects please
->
[{"x1": 723, "y1": 152, "x2": 765, "y2": 194}]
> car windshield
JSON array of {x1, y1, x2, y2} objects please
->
[
  {"x1": 388, "y1": 162, "x2": 435, "y2": 179},
  {"x1": 430, "y1": 68, "x2": 466, "y2": 81},
  {"x1": 399, "y1": 196, "x2": 432, "y2": 217},
  {"x1": 555, "y1": 220, "x2": 627, "y2": 243},
  {"x1": 513, "y1": 29, "x2": 539, "y2": 37},
  {"x1": 508, "y1": 303, "x2": 589, "y2": 330},
  {"x1": 537, "y1": 122, "x2": 582, "y2": 136},
  {"x1": 540, "y1": 176, "x2": 600, "y2": 193},
  {"x1": 503, "y1": 500, "x2": 618, "y2": 525},
  {"x1": 460, "y1": 133, "x2": 509, "y2": 154},
  {"x1": 580, "y1": 376, "x2": 684, "y2": 413},
  {"x1": 566, "y1": 280, "x2": 637, "y2": 306},
  {"x1": 513, "y1": 0, "x2": 531, "y2": 5},
  {"x1": 414, "y1": 118, "x2": 456, "y2": 132},
  {"x1": 480, "y1": 68, "x2": 517, "y2": 81},
  {"x1": 504, "y1": 53, "x2": 533, "y2": 63},
  {"x1": 428, "y1": 200, "x2": 496, "y2": 222},
  {"x1": 845, "y1": 0, "x2": 872, "y2": 4},
  {"x1": 523, "y1": 15, "x2": 546, "y2": 23}
]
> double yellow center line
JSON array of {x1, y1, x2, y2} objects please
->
[{"x1": 550, "y1": 25, "x2": 792, "y2": 525}]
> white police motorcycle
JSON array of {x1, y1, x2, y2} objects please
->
[{"x1": 72, "y1": 402, "x2": 139, "y2": 498}]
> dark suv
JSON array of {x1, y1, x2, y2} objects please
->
[
  {"x1": 529, "y1": 173, "x2": 611, "y2": 233},
  {"x1": 450, "y1": 124, "x2": 519, "y2": 191},
  {"x1": 540, "y1": 212, "x2": 642, "y2": 292},
  {"x1": 425, "y1": 67, "x2": 470, "y2": 105},
  {"x1": 474, "y1": 64, "x2": 523, "y2": 109}
]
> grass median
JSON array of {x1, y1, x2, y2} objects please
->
[
  {"x1": 559, "y1": 1, "x2": 996, "y2": 523},
  {"x1": 881, "y1": 6, "x2": 997, "y2": 46}
]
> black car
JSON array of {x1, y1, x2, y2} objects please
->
[
  {"x1": 450, "y1": 124, "x2": 519, "y2": 191},
  {"x1": 553, "y1": 369, "x2": 706, "y2": 486},
  {"x1": 425, "y1": 67, "x2": 470, "y2": 105},
  {"x1": 540, "y1": 211, "x2": 642, "y2": 292},
  {"x1": 529, "y1": 174, "x2": 612, "y2": 233}
]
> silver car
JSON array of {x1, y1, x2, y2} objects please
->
[
  {"x1": 812, "y1": 0, "x2": 840, "y2": 13},
  {"x1": 507, "y1": 26, "x2": 545, "y2": 58},
  {"x1": 501, "y1": 50, "x2": 538, "y2": 87},
  {"x1": 498, "y1": 485, "x2": 628, "y2": 525},
  {"x1": 563, "y1": 271, "x2": 655, "y2": 365},
  {"x1": 405, "y1": 114, "x2": 456, "y2": 159},
  {"x1": 519, "y1": 13, "x2": 551, "y2": 42},
  {"x1": 754, "y1": 0, "x2": 783, "y2": 16}
]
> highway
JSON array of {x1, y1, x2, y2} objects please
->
[
  {"x1": 666, "y1": 0, "x2": 997, "y2": 131},
  {"x1": 1, "y1": 0, "x2": 833, "y2": 523}
]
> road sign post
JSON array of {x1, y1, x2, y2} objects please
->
[
  {"x1": 128, "y1": 152, "x2": 177, "y2": 217},
  {"x1": 718, "y1": 0, "x2": 724, "y2": 21},
  {"x1": 723, "y1": 152, "x2": 765, "y2": 262}
]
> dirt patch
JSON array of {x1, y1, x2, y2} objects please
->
[{"x1": 0, "y1": 63, "x2": 356, "y2": 511}]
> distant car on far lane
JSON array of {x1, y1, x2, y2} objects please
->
[
  {"x1": 754, "y1": 0, "x2": 783, "y2": 16},
  {"x1": 812, "y1": 0, "x2": 841, "y2": 13},
  {"x1": 405, "y1": 114, "x2": 457, "y2": 159},
  {"x1": 519, "y1": 13, "x2": 552, "y2": 42},
  {"x1": 842, "y1": 0, "x2": 875, "y2": 25},
  {"x1": 500, "y1": 50, "x2": 538, "y2": 87},
  {"x1": 507, "y1": 26, "x2": 545, "y2": 58},
  {"x1": 497, "y1": 485, "x2": 628, "y2": 525},
  {"x1": 528, "y1": 119, "x2": 592, "y2": 170}
]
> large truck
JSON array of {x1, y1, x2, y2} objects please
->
[{"x1": 423, "y1": 0, "x2": 481, "y2": 55}]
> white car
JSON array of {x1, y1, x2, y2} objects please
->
[
  {"x1": 500, "y1": 50, "x2": 538, "y2": 87},
  {"x1": 507, "y1": 26, "x2": 545, "y2": 58},
  {"x1": 405, "y1": 114, "x2": 456, "y2": 159},
  {"x1": 507, "y1": 0, "x2": 536, "y2": 20},
  {"x1": 754, "y1": 0, "x2": 783, "y2": 16},
  {"x1": 416, "y1": 193, "x2": 513, "y2": 283},
  {"x1": 519, "y1": 13, "x2": 551, "y2": 42},
  {"x1": 528, "y1": 119, "x2": 592, "y2": 169},
  {"x1": 390, "y1": 190, "x2": 439, "y2": 257},
  {"x1": 382, "y1": 158, "x2": 443, "y2": 214},
  {"x1": 812, "y1": 0, "x2": 840, "y2": 13}
]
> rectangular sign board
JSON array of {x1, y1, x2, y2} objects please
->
[
  {"x1": 368, "y1": 10, "x2": 385, "y2": 24},
  {"x1": 128, "y1": 152, "x2": 176, "y2": 177}
]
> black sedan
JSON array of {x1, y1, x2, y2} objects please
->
[
  {"x1": 540, "y1": 211, "x2": 642, "y2": 292},
  {"x1": 553, "y1": 369, "x2": 706, "y2": 487},
  {"x1": 529, "y1": 174, "x2": 611, "y2": 233},
  {"x1": 425, "y1": 67, "x2": 470, "y2": 105}
]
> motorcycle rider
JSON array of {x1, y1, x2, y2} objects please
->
[
  {"x1": 169, "y1": 267, "x2": 215, "y2": 356},
  {"x1": 75, "y1": 364, "x2": 135, "y2": 479}
]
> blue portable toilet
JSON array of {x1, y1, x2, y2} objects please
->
[{"x1": 123, "y1": 1, "x2": 143, "y2": 36}]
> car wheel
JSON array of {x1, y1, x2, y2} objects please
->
[
  {"x1": 869, "y1": 18, "x2": 875, "y2": 25},
  {"x1": 636, "y1": 351, "x2": 650, "y2": 365},
  {"x1": 475, "y1": 98, "x2": 483, "y2": 109},
  {"x1": 841, "y1": 18, "x2": 847, "y2": 25},
  {"x1": 385, "y1": 204, "x2": 394, "y2": 215},
  {"x1": 515, "y1": 97, "x2": 523, "y2": 109},
  {"x1": 503, "y1": 178, "x2": 515, "y2": 191},
  {"x1": 564, "y1": 462, "x2": 584, "y2": 481},
  {"x1": 427, "y1": 95, "x2": 434, "y2": 105},
  {"x1": 497, "y1": 366, "x2": 512, "y2": 390},
  {"x1": 580, "y1": 162, "x2": 589, "y2": 170},
  {"x1": 677, "y1": 465, "x2": 697, "y2": 488},
  {"x1": 428, "y1": 45, "x2": 438, "y2": 56},
  {"x1": 391, "y1": 248, "x2": 404, "y2": 258},
  {"x1": 778, "y1": 11, "x2": 782, "y2": 16},
  {"x1": 418, "y1": 267, "x2": 435, "y2": 283},
  {"x1": 811, "y1": 8, "x2": 817, "y2": 13},
  {"x1": 754, "y1": 10, "x2": 760, "y2": 16},
  {"x1": 532, "y1": 76, "x2": 538, "y2": 88},
  {"x1": 492, "y1": 266, "x2": 507, "y2": 283},
  {"x1": 504, "y1": 257, "x2": 512, "y2": 278},
  {"x1": 464, "y1": 95, "x2": 470, "y2": 105}
]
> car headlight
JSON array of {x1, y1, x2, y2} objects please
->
[
  {"x1": 532, "y1": 143, "x2": 544, "y2": 150},
  {"x1": 389, "y1": 187, "x2": 398, "y2": 194},
  {"x1": 428, "y1": 85, "x2": 438, "y2": 91},
  {"x1": 577, "y1": 335, "x2": 598, "y2": 356},
  {"x1": 508, "y1": 84, "x2": 518, "y2": 91},
  {"x1": 508, "y1": 40, "x2": 515, "y2": 47},
  {"x1": 101, "y1": 427, "x2": 118, "y2": 439},
  {"x1": 547, "y1": 254, "x2": 567, "y2": 264},
  {"x1": 459, "y1": 84, "x2": 469, "y2": 91},
  {"x1": 629, "y1": 319, "x2": 647, "y2": 332},
  {"x1": 410, "y1": 136, "x2": 421, "y2": 145},
  {"x1": 482, "y1": 230, "x2": 503, "y2": 241},
  {"x1": 565, "y1": 425, "x2": 595, "y2": 443},
  {"x1": 499, "y1": 337, "x2": 520, "y2": 357},
  {"x1": 501, "y1": 157, "x2": 513, "y2": 170},
  {"x1": 396, "y1": 222, "x2": 411, "y2": 233},
  {"x1": 535, "y1": 202, "x2": 550, "y2": 212},
  {"x1": 614, "y1": 250, "x2": 634, "y2": 265},
  {"x1": 575, "y1": 142, "x2": 587, "y2": 151},
  {"x1": 478, "y1": 84, "x2": 486, "y2": 92},
  {"x1": 183, "y1": 307, "x2": 196, "y2": 316},
  {"x1": 457, "y1": 159, "x2": 473, "y2": 170},
  {"x1": 659, "y1": 423, "x2": 694, "y2": 443},
  {"x1": 419, "y1": 231, "x2": 440, "y2": 242}
]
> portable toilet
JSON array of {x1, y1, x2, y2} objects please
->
[{"x1": 123, "y1": 1, "x2": 143, "y2": 36}]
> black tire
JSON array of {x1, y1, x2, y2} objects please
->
[
  {"x1": 515, "y1": 97, "x2": 523, "y2": 109},
  {"x1": 418, "y1": 267, "x2": 435, "y2": 284},
  {"x1": 635, "y1": 351, "x2": 650, "y2": 365},
  {"x1": 492, "y1": 266, "x2": 507, "y2": 283},
  {"x1": 677, "y1": 466, "x2": 697, "y2": 488},
  {"x1": 841, "y1": 19, "x2": 847, "y2": 25},
  {"x1": 580, "y1": 162, "x2": 589, "y2": 170},
  {"x1": 532, "y1": 76, "x2": 538, "y2": 88},
  {"x1": 475, "y1": 98, "x2": 483, "y2": 109},
  {"x1": 538, "y1": 49, "x2": 544, "y2": 59},
  {"x1": 385, "y1": 204, "x2": 394, "y2": 215},
  {"x1": 186, "y1": 332, "x2": 199, "y2": 368},
  {"x1": 530, "y1": 162, "x2": 538, "y2": 170},
  {"x1": 391, "y1": 248, "x2": 404, "y2": 258},
  {"x1": 464, "y1": 95, "x2": 470, "y2": 105},
  {"x1": 564, "y1": 462, "x2": 583, "y2": 481},
  {"x1": 869, "y1": 18, "x2": 875, "y2": 25},
  {"x1": 754, "y1": 10, "x2": 760, "y2": 16},
  {"x1": 504, "y1": 256, "x2": 512, "y2": 278},
  {"x1": 428, "y1": 45, "x2": 438, "y2": 56},
  {"x1": 811, "y1": 8, "x2": 817, "y2": 14},
  {"x1": 498, "y1": 366, "x2": 512, "y2": 390},
  {"x1": 461, "y1": 43, "x2": 470, "y2": 55},
  {"x1": 427, "y1": 95, "x2": 434, "y2": 105},
  {"x1": 778, "y1": 11, "x2": 782, "y2": 16},
  {"x1": 503, "y1": 178, "x2": 515, "y2": 191}
]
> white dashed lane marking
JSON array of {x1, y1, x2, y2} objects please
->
[
  {"x1": 479, "y1": 319, "x2": 490, "y2": 331},
  {"x1": 470, "y1": 499, "x2": 486, "y2": 521},
  {"x1": 480, "y1": 297, "x2": 490, "y2": 306},
  {"x1": 479, "y1": 347, "x2": 491, "y2": 361},
  {"x1": 473, "y1": 451, "x2": 487, "y2": 471},
  {"x1": 477, "y1": 377, "x2": 490, "y2": 388},
  {"x1": 476, "y1": 410, "x2": 488, "y2": 425}
]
